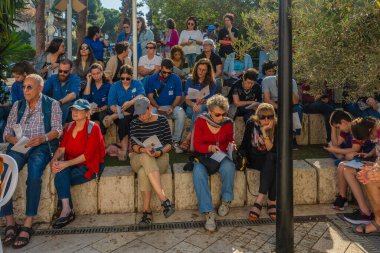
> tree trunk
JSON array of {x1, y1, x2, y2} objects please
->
[
  {"x1": 35, "y1": 0, "x2": 46, "y2": 58},
  {"x1": 76, "y1": 0, "x2": 88, "y2": 45}
]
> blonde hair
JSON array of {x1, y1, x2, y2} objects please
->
[
  {"x1": 207, "y1": 94, "x2": 229, "y2": 112},
  {"x1": 252, "y1": 103, "x2": 277, "y2": 139}
]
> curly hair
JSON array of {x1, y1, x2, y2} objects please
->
[
  {"x1": 192, "y1": 58, "x2": 215, "y2": 87},
  {"x1": 207, "y1": 94, "x2": 229, "y2": 112}
]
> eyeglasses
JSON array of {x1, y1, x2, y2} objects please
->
[
  {"x1": 80, "y1": 46, "x2": 89, "y2": 50},
  {"x1": 145, "y1": 46, "x2": 155, "y2": 49},
  {"x1": 161, "y1": 70, "x2": 172, "y2": 75},
  {"x1": 258, "y1": 114, "x2": 274, "y2": 120},
  {"x1": 213, "y1": 112, "x2": 227, "y2": 117},
  {"x1": 187, "y1": 22, "x2": 195, "y2": 26},
  {"x1": 22, "y1": 85, "x2": 33, "y2": 90},
  {"x1": 59, "y1": 69, "x2": 70, "y2": 74},
  {"x1": 121, "y1": 77, "x2": 132, "y2": 81}
]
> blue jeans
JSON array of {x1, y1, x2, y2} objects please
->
[
  {"x1": 186, "y1": 104, "x2": 208, "y2": 130},
  {"x1": 0, "y1": 144, "x2": 52, "y2": 217},
  {"x1": 192, "y1": 158, "x2": 235, "y2": 213},
  {"x1": 54, "y1": 164, "x2": 104, "y2": 209},
  {"x1": 186, "y1": 54, "x2": 197, "y2": 68},
  {"x1": 344, "y1": 103, "x2": 380, "y2": 119},
  {"x1": 152, "y1": 106, "x2": 185, "y2": 143}
]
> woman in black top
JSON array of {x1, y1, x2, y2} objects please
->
[
  {"x1": 238, "y1": 103, "x2": 277, "y2": 221},
  {"x1": 129, "y1": 97, "x2": 175, "y2": 225}
]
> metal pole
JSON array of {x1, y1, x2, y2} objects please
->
[
  {"x1": 276, "y1": 0, "x2": 294, "y2": 252},
  {"x1": 132, "y1": 0, "x2": 138, "y2": 77},
  {"x1": 67, "y1": 0, "x2": 73, "y2": 60}
]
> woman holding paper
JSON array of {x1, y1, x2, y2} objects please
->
[
  {"x1": 82, "y1": 63, "x2": 111, "y2": 135},
  {"x1": 179, "y1": 16, "x2": 203, "y2": 67},
  {"x1": 192, "y1": 94, "x2": 235, "y2": 232},
  {"x1": 238, "y1": 103, "x2": 277, "y2": 221},
  {"x1": 50, "y1": 99, "x2": 105, "y2": 229},
  {"x1": 181, "y1": 58, "x2": 216, "y2": 151},
  {"x1": 129, "y1": 97, "x2": 175, "y2": 225}
]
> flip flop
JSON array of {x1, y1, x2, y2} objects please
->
[{"x1": 354, "y1": 221, "x2": 380, "y2": 236}]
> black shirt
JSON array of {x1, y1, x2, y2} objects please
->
[
  {"x1": 218, "y1": 27, "x2": 239, "y2": 58},
  {"x1": 195, "y1": 52, "x2": 222, "y2": 73},
  {"x1": 232, "y1": 82, "x2": 262, "y2": 106}
]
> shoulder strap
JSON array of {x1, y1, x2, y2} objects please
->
[
  {"x1": 87, "y1": 121, "x2": 95, "y2": 137},
  {"x1": 16, "y1": 100, "x2": 25, "y2": 124},
  {"x1": 67, "y1": 121, "x2": 74, "y2": 132},
  {"x1": 41, "y1": 95, "x2": 53, "y2": 133}
]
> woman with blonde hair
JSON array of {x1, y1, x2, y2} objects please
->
[{"x1": 238, "y1": 103, "x2": 277, "y2": 221}]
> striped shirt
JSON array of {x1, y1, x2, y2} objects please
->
[{"x1": 130, "y1": 115, "x2": 172, "y2": 148}]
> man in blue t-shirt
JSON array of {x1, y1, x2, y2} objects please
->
[
  {"x1": 43, "y1": 59, "x2": 81, "y2": 124},
  {"x1": 147, "y1": 59, "x2": 185, "y2": 153}
]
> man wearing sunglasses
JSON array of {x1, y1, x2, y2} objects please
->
[
  {"x1": 137, "y1": 41, "x2": 162, "y2": 84},
  {"x1": 2, "y1": 74, "x2": 62, "y2": 248},
  {"x1": 146, "y1": 59, "x2": 185, "y2": 153},
  {"x1": 43, "y1": 59, "x2": 81, "y2": 125}
]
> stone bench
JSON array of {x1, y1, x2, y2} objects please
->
[{"x1": 297, "y1": 114, "x2": 327, "y2": 145}]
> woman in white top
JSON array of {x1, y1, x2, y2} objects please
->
[{"x1": 179, "y1": 16, "x2": 203, "y2": 68}]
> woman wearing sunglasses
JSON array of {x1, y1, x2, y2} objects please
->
[
  {"x1": 238, "y1": 103, "x2": 277, "y2": 221},
  {"x1": 192, "y1": 94, "x2": 235, "y2": 232},
  {"x1": 107, "y1": 64, "x2": 145, "y2": 160},
  {"x1": 135, "y1": 17, "x2": 154, "y2": 60},
  {"x1": 179, "y1": 16, "x2": 203, "y2": 68},
  {"x1": 73, "y1": 42, "x2": 96, "y2": 87},
  {"x1": 35, "y1": 38, "x2": 65, "y2": 80}
]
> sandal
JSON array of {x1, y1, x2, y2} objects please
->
[
  {"x1": 2, "y1": 224, "x2": 19, "y2": 247},
  {"x1": 12, "y1": 226, "x2": 34, "y2": 249},
  {"x1": 248, "y1": 203, "x2": 262, "y2": 221},
  {"x1": 354, "y1": 221, "x2": 380, "y2": 236},
  {"x1": 139, "y1": 211, "x2": 153, "y2": 226},
  {"x1": 267, "y1": 204, "x2": 277, "y2": 221}
]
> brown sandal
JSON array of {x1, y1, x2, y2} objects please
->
[{"x1": 267, "y1": 204, "x2": 277, "y2": 221}]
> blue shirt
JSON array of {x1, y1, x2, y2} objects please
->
[
  {"x1": 11, "y1": 81, "x2": 24, "y2": 104},
  {"x1": 82, "y1": 82, "x2": 111, "y2": 108},
  {"x1": 117, "y1": 31, "x2": 132, "y2": 44},
  {"x1": 184, "y1": 78, "x2": 216, "y2": 103},
  {"x1": 84, "y1": 37, "x2": 106, "y2": 61},
  {"x1": 43, "y1": 74, "x2": 81, "y2": 100},
  {"x1": 147, "y1": 73, "x2": 182, "y2": 106},
  {"x1": 108, "y1": 80, "x2": 145, "y2": 107}
]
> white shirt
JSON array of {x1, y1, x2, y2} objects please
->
[
  {"x1": 179, "y1": 30, "x2": 203, "y2": 55},
  {"x1": 138, "y1": 55, "x2": 162, "y2": 79}
]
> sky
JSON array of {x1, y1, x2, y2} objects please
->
[{"x1": 100, "y1": 0, "x2": 148, "y2": 16}]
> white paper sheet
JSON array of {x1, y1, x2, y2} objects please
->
[
  {"x1": 199, "y1": 86, "x2": 210, "y2": 99},
  {"x1": 13, "y1": 124, "x2": 22, "y2": 139},
  {"x1": 344, "y1": 160, "x2": 365, "y2": 169},
  {"x1": 210, "y1": 151, "x2": 227, "y2": 162},
  {"x1": 116, "y1": 105, "x2": 124, "y2": 119},
  {"x1": 186, "y1": 88, "x2": 201, "y2": 100},
  {"x1": 11, "y1": 136, "x2": 31, "y2": 154},
  {"x1": 245, "y1": 102, "x2": 261, "y2": 110},
  {"x1": 131, "y1": 135, "x2": 163, "y2": 150}
]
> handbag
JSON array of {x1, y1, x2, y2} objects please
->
[{"x1": 196, "y1": 153, "x2": 223, "y2": 175}]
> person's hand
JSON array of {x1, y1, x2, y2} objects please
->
[
  {"x1": 121, "y1": 101, "x2": 131, "y2": 111},
  {"x1": 27, "y1": 135, "x2": 45, "y2": 147},
  {"x1": 323, "y1": 144, "x2": 336, "y2": 153},
  {"x1": 367, "y1": 169, "x2": 380, "y2": 182},
  {"x1": 356, "y1": 152, "x2": 371, "y2": 159},
  {"x1": 41, "y1": 65, "x2": 49, "y2": 74},
  {"x1": 166, "y1": 106, "x2": 173, "y2": 115},
  {"x1": 366, "y1": 98, "x2": 379, "y2": 110},
  {"x1": 157, "y1": 108, "x2": 165, "y2": 115},
  {"x1": 86, "y1": 73, "x2": 92, "y2": 84},
  {"x1": 146, "y1": 148, "x2": 156, "y2": 157},
  {"x1": 154, "y1": 150, "x2": 162, "y2": 158},
  {"x1": 51, "y1": 160, "x2": 69, "y2": 174},
  {"x1": 193, "y1": 104, "x2": 200, "y2": 112},
  {"x1": 261, "y1": 121, "x2": 274, "y2": 133},
  {"x1": 229, "y1": 141, "x2": 237, "y2": 151},
  {"x1": 209, "y1": 145, "x2": 221, "y2": 153}
]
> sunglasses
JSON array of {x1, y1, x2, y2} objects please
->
[
  {"x1": 23, "y1": 85, "x2": 33, "y2": 90},
  {"x1": 258, "y1": 114, "x2": 274, "y2": 120},
  {"x1": 121, "y1": 77, "x2": 132, "y2": 81},
  {"x1": 187, "y1": 22, "x2": 195, "y2": 26},
  {"x1": 146, "y1": 46, "x2": 155, "y2": 49},
  {"x1": 80, "y1": 46, "x2": 89, "y2": 50},
  {"x1": 59, "y1": 69, "x2": 70, "y2": 74},
  {"x1": 213, "y1": 112, "x2": 227, "y2": 117}
]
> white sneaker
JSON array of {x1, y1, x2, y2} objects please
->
[
  {"x1": 204, "y1": 212, "x2": 216, "y2": 232},
  {"x1": 173, "y1": 142, "x2": 184, "y2": 154},
  {"x1": 218, "y1": 201, "x2": 231, "y2": 217}
]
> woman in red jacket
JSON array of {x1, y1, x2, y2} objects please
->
[
  {"x1": 50, "y1": 99, "x2": 105, "y2": 229},
  {"x1": 192, "y1": 94, "x2": 235, "y2": 232}
]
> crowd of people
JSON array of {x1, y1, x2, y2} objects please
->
[{"x1": 0, "y1": 12, "x2": 379, "y2": 249}]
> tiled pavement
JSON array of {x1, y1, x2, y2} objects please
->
[{"x1": 2, "y1": 205, "x2": 378, "y2": 253}]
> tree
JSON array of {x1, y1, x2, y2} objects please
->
[
  {"x1": 242, "y1": 0, "x2": 380, "y2": 100},
  {"x1": 76, "y1": 0, "x2": 88, "y2": 45},
  {"x1": 87, "y1": 0, "x2": 105, "y2": 28},
  {"x1": 35, "y1": 0, "x2": 45, "y2": 57},
  {"x1": 103, "y1": 8, "x2": 121, "y2": 41}
]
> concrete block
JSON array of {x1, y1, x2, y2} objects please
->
[
  {"x1": 309, "y1": 114, "x2": 327, "y2": 144},
  {"x1": 98, "y1": 166, "x2": 135, "y2": 214},
  {"x1": 12, "y1": 165, "x2": 56, "y2": 223},
  {"x1": 306, "y1": 158, "x2": 338, "y2": 204},
  {"x1": 246, "y1": 169, "x2": 260, "y2": 206},
  {"x1": 173, "y1": 163, "x2": 198, "y2": 210},
  {"x1": 71, "y1": 179, "x2": 98, "y2": 215},
  {"x1": 234, "y1": 117, "x2": 245, "y2": 147},
  {"x1": 296, "y1": 114, "x2": 309, "y2": 145},
  {"x1": 104, "y1": 123, "x2": 118, "y2": 147},
  {"x1": 0, "y1": 143, "x2": 9, "y2": 154},
  {"x1": 181, "y1": 118, "x2": 192, "y2": 142},
  {"x1": 293, "y1": 160, "x2": 317, "y2": 204},
  {"x1": 210, "y1": 170, "x2": 246, "y2": 208},
  {"x1": 136, "y1": 165, "x2": 173, "y2": 212}
]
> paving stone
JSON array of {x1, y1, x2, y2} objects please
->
[
  {"x1": 71, "y1": 179, "x2": 98, "y2": 215},
  {"x1": 250, "y1": 225, "x2": 276, "y2": 236},
  {"x1": 140, "y1": 229, "x2": 195, "y2": 251},
  {"x1": 91, "y1": 232, "x2": 141, "y2": 253},
  {"x1": 184, "y1": 227, "x2": 233, "y2": 249},
  {"x1": 306, "y1": 158, "x2": 338, "y2": 204},
  {"x1": 312, "y1": 226, "x2": 351, "y2": 253},
  {"x1": 113, "y1": 239, "x2": 163, "y2": 253},
  {"x1": 98, "y1": 166, "x2": 135, "y2": 214},
  {"x1": 165, "y1": 241, "x2": 203, "y2": 253},
  {"x1": 65, "y1": 213, "x2": 136, "y2": 228},
  {"x1": 75, "y1": 246, "x2": 101, "y2": 253},
  {"x1": 210, "y1": 170, "x2": 246, "y2": 208},
  {"x1": 309, "y1": 114, "x2": 327, "y2": 144},
  {"x1": 136, "y1": 165, "x2": 173, "y2": 212},
  {"x1": 234, "y1": 117, "x2": 245, "y2": 147},
  {"x1": 173, "y1": 163, "x2": 198, "y2": 210},
  {"x1": 344, "y1": 243, "x2": 367, "y2": 253},
  {"x1": 203, "y1": 239, "x2": 252, "y2": 253},
  {"x1": 294, "y1": 244, "x2": 310, "y2": 253}
]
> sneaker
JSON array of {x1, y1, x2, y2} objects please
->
[
  {"x1": 204, "y1": 212, "x2": 217, "y2": 232},
  {"x1": 332, "y1": 195, "x2": 348, "y2": 211},
  {"x1": 218, "y1": 201, "x2": 231, "y2": 217},
  {"x1": 173, "y1": 142, "x2": 184, "y2": 154},
  {"x1": 162, "y1": 199, "x2": 175, "y2": 218},
  {"x1": 343, "y1": 209, "x2": 373, "y2": 225},
  {"x1": 139, "y1": 212, "x2": 153, "y2": 226}
]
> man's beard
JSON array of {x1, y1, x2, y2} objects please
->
[{"x1": 58, "y1": 75, "x2": 68, "y2": 82}]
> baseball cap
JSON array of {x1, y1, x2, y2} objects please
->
[
  {"x1": 70, "y1": 99, "x2": 91, "y2": 110},
  {"x1": 208, "y1": 25, "x2": 216, "y2": 32},
  {"x1": 134, "y1": 97, "x2": 150, "y2": 115}
]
